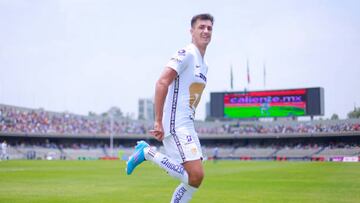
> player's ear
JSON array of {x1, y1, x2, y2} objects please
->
[{"x1": 190, "y1": 28, "x2": 195, "y2": 39}]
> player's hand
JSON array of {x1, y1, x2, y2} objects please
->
[
  {"x1": 149, "y1": 129, "x2": 164, "y2": 141},
  {"x1": 149, "y1": 122, "x2": 164, "y2": 141}
]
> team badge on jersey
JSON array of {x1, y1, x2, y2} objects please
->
[{"x1": 191, "y1": 148, "x2": 197, "y2": 155}]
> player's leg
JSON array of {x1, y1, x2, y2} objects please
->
[
  {"x1": 169, "y1": 159, "x2": 203, "y2": 203},
  {"x1": 127, "y1": 133, "x2": 204, "y2": 203},
  {"x1": 143, "y1": 146, "x2": 189, "y2": 184},
  {"x1": 170, "y1": 182, "x2": 197, "y2": 203},
  {"x1": 168, "y1": 132, "x2": 203, "y2": 202},
  {"x1": 126, "y1": 140, "x2": 190, "y2": 184},
  {"x1": 140, "y1": 133, "x2": 204, "y2": 187},
  {"x1": 182, "y1": 159, "x2": 204, "y2": 188}
]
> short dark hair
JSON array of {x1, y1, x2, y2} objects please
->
[{"x1": 191, "y1": 13, "x2": 214, "y2": 28}]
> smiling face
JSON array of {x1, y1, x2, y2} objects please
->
[{"x1": 190, "y1": 19, "x2": 213, "y2": 50}]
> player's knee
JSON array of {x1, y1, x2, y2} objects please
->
[{"x1": 188, "y1": 169, "x2": 204, "y2": 188}]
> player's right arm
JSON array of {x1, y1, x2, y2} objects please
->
[
  {"x1": 150, "y1": 48, "x2": 191, "y2": 141},
  {"x1": 149, "y1": 67, "x2": 178, "y2": 141}
]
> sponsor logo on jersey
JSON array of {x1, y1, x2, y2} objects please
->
[
  {"x1": 170, "y1": 57, "x2": 183, "y2": 64},
  {"x1": 177, "y1": 49, "x2": 186, "y2": 56},
  {"x1": 195, "y1": 73, "x2": 207, "y2": 82}
]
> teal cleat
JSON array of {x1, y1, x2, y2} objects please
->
[{"x1": 126, "y1": 140, "x2": 149, "y2": 175}]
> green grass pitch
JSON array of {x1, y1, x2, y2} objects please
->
[{"x1": 1, "y1": 160, "x2": 360, "y2": 202}]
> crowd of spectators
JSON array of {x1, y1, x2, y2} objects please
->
[
  {"x1": 0, "y1": 105, "x2": 149, "y2": 135},
  {"x1": 1, "y1": 105, "x2": 360, "y2": 136},
  {"x1": 12, "y1": 139, "x2": 106, "y2": 150},
  {"x1": 197, "y1": 120, "x2": 360, "y2": 135}
]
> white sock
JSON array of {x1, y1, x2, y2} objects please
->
[
  {"x1": 170, "y1": 183, "x2": 197, "y2": 203},
  {"x1": 144, "y1": 147, "x2": 189, "y2": 184}
]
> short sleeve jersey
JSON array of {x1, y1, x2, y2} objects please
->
[{"x1": 163, "y1": 43, "x2": 208, "y2": 137}]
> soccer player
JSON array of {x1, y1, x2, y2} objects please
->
[
  {"x1": 1, "y1": 140, "x2": 8, "y2": 160},
  {"x1": 126, "y1": 13, "x2": 214, "y2": 202}
]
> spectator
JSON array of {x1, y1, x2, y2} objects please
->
[{"x1": 0, "y1": 105, "x2": 359, "y2": 137}]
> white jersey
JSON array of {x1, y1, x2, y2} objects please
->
[
  {"x1": 163, "y1": 43, "x2": 208, "y2": 137},
  {"x1": 1, "y1": 142, "x2": 7, "y2": 153}
]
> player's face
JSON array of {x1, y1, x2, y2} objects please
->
[{"x1": 191, "y1": 19, "x2": 213, "y2": 48}]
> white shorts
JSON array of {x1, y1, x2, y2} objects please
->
[{"x1": 163, "y1": 131, "x2": 203, "y2": 164}]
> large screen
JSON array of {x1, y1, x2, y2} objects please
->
[
  {"x1": 224, "y1": 89, "x2": 307, "y2": 118},
  {"x1": 210, "y1": 87, "x2": 324, "y2": 119}
]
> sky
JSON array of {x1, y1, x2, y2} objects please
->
[{"x1": 0, "y1": 0, "x2": 359, "y2": 120}]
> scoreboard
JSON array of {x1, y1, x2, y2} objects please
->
[{"x1": 210, "y1": 87, "x2": 324, "y2": 119}]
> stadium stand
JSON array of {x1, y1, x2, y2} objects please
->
[
  {"x1": 1, "y1": 104, "x2": 360, "y2": 161},
  {"x1": 0, "y1": 104, "x2": 149, "y2": 136}
]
